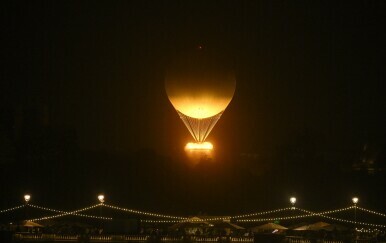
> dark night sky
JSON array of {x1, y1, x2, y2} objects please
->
[{"x1": 1, "y1": 1, "x2": 385, "y2": 216}]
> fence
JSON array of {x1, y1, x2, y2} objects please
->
[{"x1": 12, "y1": 234, "x2": 384, "y2": 243}]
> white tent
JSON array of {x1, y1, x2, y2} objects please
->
[
  {"x1": 213, "y1": 222, "x2": 244, "y2": 230},
  {"x1": 293, "y1": 222, "x2": 330, "y2": 231},
  {"x1": 170, "y1": 217, "x2": 210, "y2": 230},
  {"x1": 251, "y1": 223, "x2": 287, "y2": 232},
  {"x1": 22, "y1": 221, "x2": 44, "y2": 228}
]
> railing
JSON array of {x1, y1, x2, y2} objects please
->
[
  {"x1": 90, "y1": 235, "x2": 150, "y2": 242},
  {"x1": 190, "y1": 236, "x2": 220, "y2": 242},
  {"x1": 229, "y1": 237, "x2": 253, "y2": 242},
  {"x1": 14, "y1": 234, "x2": 79, "y2": 241},
  {"x1": 286, "y1": 237, "x2": 350, "y2": 243},
  {"x1": 55, "y1": 235, "x2": 79, "y2": 241},
  {"x1": 13, "y1": 234, "x2": 384, "y2": 243},
  {"x1": 13, "y1": 234, "x2": 255, "y2": 242},
  {"x1": 15, "y1": 234, "x2": 142, "y2": 242},
  {"x1": 287, "y1": 238, "x2": 372, "y2": 243},
  {"x1": 160, "y1": 236, "x2": 183, "y2": 241},
  {"x1": 90, "y1": 235, "x2": 112, "y2": 241},
  {"x1": 126, "y1": 235, "x2": 150, "y2": 241},
  {"x1": 287, "y1": 239, "x2": 311, "y2": 243}
]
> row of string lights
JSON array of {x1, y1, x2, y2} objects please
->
[{"x1": 1, "y1": 194, "x2": 386, "y2": 228}]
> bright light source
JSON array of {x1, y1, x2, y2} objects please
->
[
  {"x1": 352, "y1": 197, "x2": 359, "y2": 204},
  {"x1": 165, "y1": 51, "x2": 236, "y2": 147},
  {"x1": 166, "y1": 62, "x2": 236, "y2": 119},
  {"x1": 290, "y1": 197, "x2": 297, "y2": 205},
  {"x1": 98, "y1": 195, "x2": 105, "y2": 203},
  {"x1": 185, "y1": 142, "x2": 213, "y2": 150},
  {"x1": 24, "y1": 194, "x2": 31, "y2": 203}
]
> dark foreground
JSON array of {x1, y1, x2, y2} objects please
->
[{"x1": 1, "y1": 233, "x2": 385, "y2": 243}]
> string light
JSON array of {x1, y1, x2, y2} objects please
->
[
  {"x1": 2, "y1": 198, "x2": 386, "y2": 227},
  {"x1": 142, "y1": 216, "x2": 234, "y2": 223},
  {"x1": 141, "y1": 219, "x2": 182, "y2": 223},
  {"x1": 237, "y1": 207, "x2": 353, "y2": 223},
  {"x1": 356, "y1": 228, "x2": 381, "y2": 233},
  {"x1": 143, "y1": 208, "x2": 293, "y2": 223},
  {"x1": 322, "y1": 214, "x2": 386, "y2": 228},
  {"x1": 297, "y1": 208, "x2": 386, "y2": 228},
  {"x1": 29, "y1": 203, "x2": 112, "y2": 222},
  {"x1": 28, "y1": 204, "x2": 111, "y2": 220},
  {"x1": 102, "y1": 203, "x2": 187, "y2": 220},
  {"x1": 236, "y1": 207, "x2": 386, "y2": 228},
  {"x1": 142, "y1": 210, "x2": 293, "y2": 223},
  {"x1": 141, "y1": 206, "x2": 374, "y2": 224},
  {"x1": 235, "y1": 207, "x2": 353, "y2": 222},
  {"x1": 231, "y1": 208, "x2": 292, "y2": 219},
  {"x1": 0, "y1": 205, "x2": 25, "y2": 214},
  {"x1": 189, "y1": 217, "x2": 231, "y2": 222},
  {"x1": 301, "y1": 206, "x2": 355, "y2": 215},
  {"x1": 237, "y1": 212, "x2": 313, "y2": 222},
  {"x1": 356, "y1": 206, "x2": 386, "y2": 218}
]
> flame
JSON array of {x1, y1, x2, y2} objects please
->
[{"x1": 185, "y1": 142, "x2": 213, "y2": 150}]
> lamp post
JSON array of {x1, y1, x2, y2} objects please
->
[
  {"x1": 98, "y1": 195, "x2": 105, "y2": 204},
  {"x1": 352, "y1": 197, "x2": 358, "y2": 243},
  {"x1": 290, "y1": 197, "x2": 296, "y2": 209},
  {"x1": 24, "y1": 194, "x2": 31, "y2": 221},
  {"x1": 24, "y1": 194, "x2": 31, "y2": 204},
  {"x1": 352, "y1": 197, "x2": 358, "y2": 225},
  {"x1": 98, "y1": 195, "x2": 104, "y2": 233}
]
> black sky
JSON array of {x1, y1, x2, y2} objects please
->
[{"x1": 1, "y1": 1, "x2": 385, "y2": 216}]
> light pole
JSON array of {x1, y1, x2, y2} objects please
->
[
  {"x1": 352, "y1": 197, "x2": 358, "y2": 225},
  {"x1": 98, "y1": 195, "x2": 105, "y2": 233},
  {"x1": 98, "y1": 195, "x2": 105, "y2": 204},
  {"x1": 24, "y1": 194, "x2": 31, "y2": 222},
  {"x1": 352, "y1": 197, "x2": 358, "y2": 243},
  {"x1": 24, "y1": 194, "x2": 31, "y2": 204},
  {"x1": 290, "y1": 197, "x2": 296, "y2": 209}
]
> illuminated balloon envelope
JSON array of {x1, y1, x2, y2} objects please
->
[{"x1": 165, "y1": 48, "x2": 236, "y2": 149}]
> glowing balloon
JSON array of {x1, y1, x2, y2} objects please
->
[{"x1": 165, "y1": 48, "x2": 236, "y2": 144}]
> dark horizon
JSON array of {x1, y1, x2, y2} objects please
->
[{"x1": 1, "y1": 1, "x2": 385, "y2": 216}]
